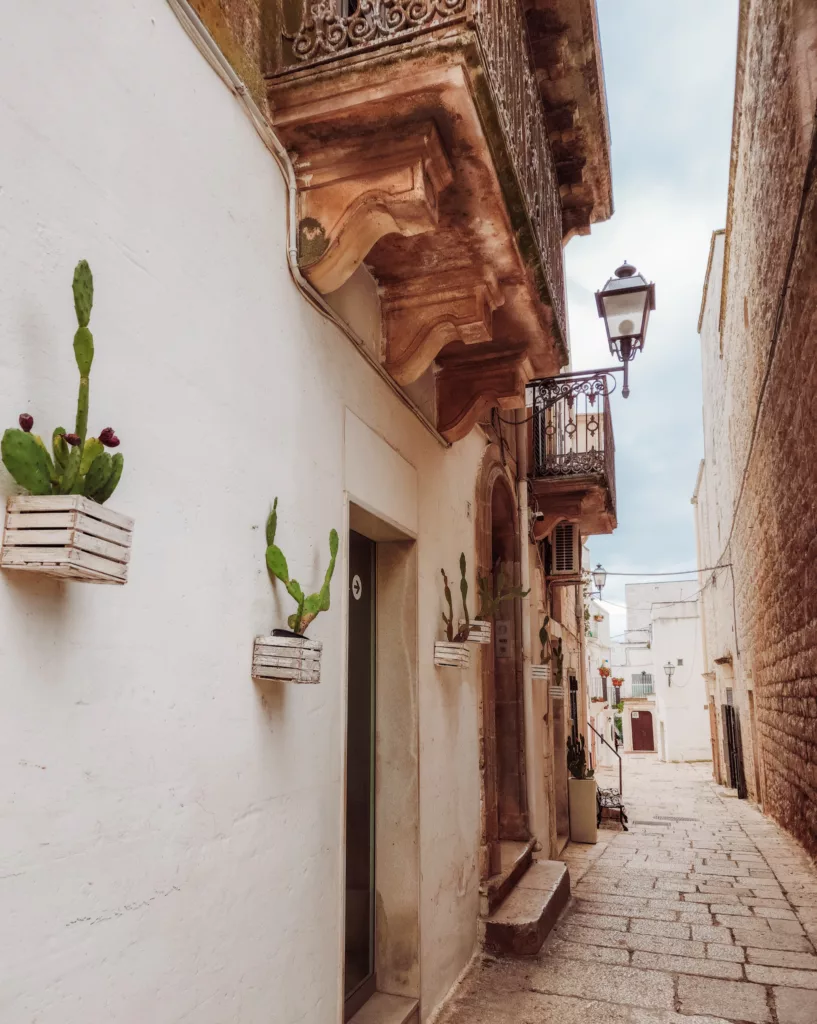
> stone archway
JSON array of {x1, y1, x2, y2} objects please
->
[{"x1": 475, "y1": 444, "x2": 529, "y2": 880}]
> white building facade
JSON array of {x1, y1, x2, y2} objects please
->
[
  {"x1": 611, "y1": 583, "x2": 709, "y2": 762},
  {"x1": 0, "y1": 2, "x2": 615, "y2": 1023}
]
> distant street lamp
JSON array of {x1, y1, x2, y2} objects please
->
[
  {"x1": 595, "y1": 262, "x2": 656, "y2": 398},
  {"x1": 664, "y1": 661, "x2": 676, "y2": 687},
  {"x1": 592, "y1": 563, "x2": 607, "y2": 596}
]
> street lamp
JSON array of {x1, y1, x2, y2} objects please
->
[
  {"x1": 592, "y1": 563, "x2": 607, "y2": 596},
  {"x1": 664, "y1": 661, "x2": 676, "y2": 687},
  {"x1": 595, "y1": 262, "x2": 656, "y2": 398}
]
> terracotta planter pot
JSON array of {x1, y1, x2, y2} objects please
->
[{"x1": 568, "y1": 778, "x2": 598, "y2": 844}]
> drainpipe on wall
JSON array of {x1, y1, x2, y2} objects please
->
[
  {"x1": 164, "y1": 0, "x2": 449, "y2": 448},
  {"x1": 515, "y1": 407, "x2": 546, "y2": 846}
]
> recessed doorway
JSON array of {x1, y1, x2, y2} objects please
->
[{"x1": 344, "y1": 530, "x2": 376, "y2": 1020}]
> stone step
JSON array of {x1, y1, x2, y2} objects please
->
[
  {"x1": 481, "y1": 860, "x2": 570, "y2": 956},
  {"x1": 479, "y1": 838, "x2": 536, "y2": 916},
  {"x1": 349, "y1": 993, "x2": 418, "y2": 1024}
]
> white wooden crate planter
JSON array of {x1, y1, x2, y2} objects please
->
[
  {"x1": 461, "y1": 619, "x2": 491, "y2": 645},
  {"x1": 1, "y1": 495, "x2": 133, "y2": 584},
  {"x1": 434, "y1": 641, "x2": 470, "y2": 669},
  {"x1": 252, "y1": 633, "x2": 322, "y2": 684},
  {"x1": 531, "y1": 664, "x2": 551, "y2": 682}
]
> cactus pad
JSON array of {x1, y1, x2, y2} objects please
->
[{"x1": 1, "y1": 429, "x2": 53, "y2": 495}]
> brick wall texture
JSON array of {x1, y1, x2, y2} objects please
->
[{"x1": 697, "y1": 0, "x2": 817, "y2": 855}]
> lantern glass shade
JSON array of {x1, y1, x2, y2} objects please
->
[
  {"x1": 595, "y1": 262, "x2": 655, "y2": 359},
  {"x1": 592, "y1": 564, "x2": 607, "y2": 591},
  {"x1": 664, "y1": 661, "x2": 675, "y2": 678}
]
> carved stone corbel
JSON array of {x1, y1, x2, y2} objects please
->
[
  {"x1": 294, "y1": 122, "x2": 453, "y2": 294},
  {"x1": 383, "y1": 269, "x2": 504, "y2": 385},
  {"x1": 436, "y1": 349, "x2": 529, "y2": 443}
]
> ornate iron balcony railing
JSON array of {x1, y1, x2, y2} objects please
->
[
  {"x1": 272, "y1": 0, "x2": 566, "y2": 340},
  {"x1": 529, "y1": 370, "x2": 616, "y2": 512}
]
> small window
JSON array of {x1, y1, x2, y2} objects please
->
[
  {"x1": 677, "y1": 658, "x2": 684, "y2": 666},
  {"x1": 726, "y1": 687, "x2": 734, "y2": 706}
]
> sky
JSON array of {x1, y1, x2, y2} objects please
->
[{"x1": 566, "y1": 0, "x2": 739, "y2": 642}]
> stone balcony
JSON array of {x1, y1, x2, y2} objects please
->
[
  {"x1": 528, "y1": 371, "x2": 617, "y2": 537},
  {"x1": 264, "y1": 0, "x2": 611, "y2": 441}
]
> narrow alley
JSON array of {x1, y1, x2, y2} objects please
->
[{"x1": 435, "y1": 757, "x2": 817, "y2": 1024}]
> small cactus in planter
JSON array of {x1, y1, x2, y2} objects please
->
[
  {"x1": 475, "y1": 567, "x2": 530, "y2": 620},
  {"x1": 531, "y1": 615, "x2": 552, "y2": 681},
  {"x1": 264, "y1": 497, "x2": 339, "y2": 636},
  {"x1": 253, "y1": 499, "x2": 338, "y2": 684},
  {"x1": 436, "y1": 554, "x2": 471, "y2": 667},
  {"x1": 1, "y1": 261, "x2": 124, "y2": 504}
]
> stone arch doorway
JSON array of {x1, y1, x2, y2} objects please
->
[{"x1": 476, "y1": 445, "x2": 529, "y2": 879}]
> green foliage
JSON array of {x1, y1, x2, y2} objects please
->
[
  {"x1": 567, "y1": 735, "x2": 594, "y2": 780},
  {"x1": 476, "y1": 568, "x2": 530, "y2": 620},
  {"x1": 538, "y1": 615, "x2": 550, "y2": 665},
  {"x1": 264, "y1": 497, "x2": 338, "y2": 636},
  {"x1": 441, "y1": 561, "x2": 470, "y2": 643},
  {"x1": 459, "y1": 552, "x2": 470, "y2": 636},
  {"x1": 1, "y1": 262, "x2": 124, "y2": 504},
  {"x1": 0, "y1": 430, "x2": 52, "y2": 495},
  {"x1": 552, "y1": 637, "x2": 564, "y2": 685}
]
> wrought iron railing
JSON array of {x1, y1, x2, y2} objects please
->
[
  {"x1": 529, "y1": 371, "x2": 616, "y2": 508},
  {"x1": 273, "y1": 0, "x2": 565, "y2": 337},
  {"x1": 589, "y1": 675, "x2": 608, "y2": 701}
]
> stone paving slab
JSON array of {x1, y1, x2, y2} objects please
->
[{"x1": 433, "y1": 757, "x2": 817, "y2": 1024}]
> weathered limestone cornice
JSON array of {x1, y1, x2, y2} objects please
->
[
  {"x1": 383, "y1": 268, "x2": 503, "y2": 385},
  {"x1": 294, "y1": 123, "x2": 453, "y2": 294},
  {"x1": 436, "y1": 348, "x2": 529, "y2": 442}
]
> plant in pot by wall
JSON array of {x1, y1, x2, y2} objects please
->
[
  {"x1": 252, "y1": 497, "x2": 338, "y2": 683},
  {"x1": 531, "y1": 615, "x2": 552, "y2": 681},
  {"x1": 0, "y1": 261, "x2": 133, "y2": 583},
  {"x1": 598, "y1": 665, "x2": 611, "y2": 678},
  {"x1": 436, "y1": 556, "x2": 471, "y2": 668},
  {"x1": 567, "y1": 735, "x2": 597, "y2": 844}
]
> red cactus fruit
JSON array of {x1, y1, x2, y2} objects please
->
[{"x1": 18, "y1": 413, "x2": 33, "y2": 432}]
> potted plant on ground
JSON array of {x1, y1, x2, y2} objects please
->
[
  {"x1": 567, "y1": 735, "x2": 597, "y2": 844},
  {"x1": 0, "y1": 261, "x2": 133, "y2": 584},
  {"x1": 436, "y1": 556, "x2": 471, "y2": 668},
  {"x1": 253, "y1": 498, "x2": 338, "y2": 683}
]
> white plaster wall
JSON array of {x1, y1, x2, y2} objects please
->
[
  {"x1": 651, "y1": 604, "x2": 711, "y2": 762},
  {"x1": 0, "y1": 3, "x2": 485, "y2": 1021}
]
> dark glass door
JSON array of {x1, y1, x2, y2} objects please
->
[{"x1": 344, "y1": 531, "x2": 376, "y2": 1020}]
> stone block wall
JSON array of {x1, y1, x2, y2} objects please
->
[{"x1": 698, "y1": 0, "x2": 817, "y2": 854}]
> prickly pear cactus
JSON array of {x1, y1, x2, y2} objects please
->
[
  {"x1": 0, "y1": 262, "x2": 124, "y2": 504},
  {"x1": 265, "y1": 498, "x2": 338, "y2": 636}
]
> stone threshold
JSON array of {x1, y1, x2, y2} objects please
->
[
  {"x1": 481, "y1": 860, "x2": 571, "y2": 956},
  {"x1": 349, "y1": 992, "x2": 418, "y2": 1024},
  {"x1": 479, "y1": 838, "x2": 536, "y2": 916}
]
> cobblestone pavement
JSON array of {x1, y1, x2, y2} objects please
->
[{"x1": 434, "y1": 756, "x2": 817, "y2": 1024}]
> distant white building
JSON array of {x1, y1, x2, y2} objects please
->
[
  {"x1": 611, "y1": 583, "x2": 710, "y2": 762},
  {"x1": 584, "y1": 594, "x2": 616, "y2": 767}
]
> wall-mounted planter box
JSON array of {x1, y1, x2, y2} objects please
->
[
  {"x1": 434, "y1": 641, "x2": 470, "y2": 669},
  {"x1": 1, "y1": 495, "x2": 133, "y2": 584},
  {"x1": 531, "y1": 664, "x2": 550, "y2": 682},
  {"x1": 550, "y1": 684, "x2": 565, "y2": 699},
  {"x1": 252, "y1": 633, "x2": 322, "y2": 683},
  {"x1": 461, "y1": 620, "x2": 491, "y2": 645}
]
